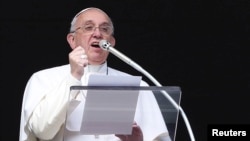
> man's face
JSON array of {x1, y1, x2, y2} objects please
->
[{"x1": 70, "y1": 9, "x2": 115, "y2": 65}]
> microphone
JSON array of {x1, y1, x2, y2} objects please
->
[
  {"x1": 99, "y1": 40, "x2": 144, "y2": 72},
  {"x1": 99, "y1": 39, "x2": 196, "y2": 141}
]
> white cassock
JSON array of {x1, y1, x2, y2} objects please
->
[{"x1": 19, "y1": 62, "x2": 171, "y2": 141}]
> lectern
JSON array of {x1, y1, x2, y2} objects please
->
[{"x1": 63, "y1": 86, "x2": 181, "y2": 141}]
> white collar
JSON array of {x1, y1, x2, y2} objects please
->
[
  {"x1": 81, "y1": 62, "x2": 108, "y2": 84},
  {"x1": 85, "y1": 62, "x2": 107, "y2": 73}
]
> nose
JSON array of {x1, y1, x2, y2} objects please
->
[{"x1": 92, "y1": 27, "x2": 102, "y2": 38}]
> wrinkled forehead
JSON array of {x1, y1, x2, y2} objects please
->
[
  {"x1": 74, "y1": 8, "x2": 105, "y2": 18},
  {"x1": 74, "y1": 8, "x2": 112, "y2": 25}
]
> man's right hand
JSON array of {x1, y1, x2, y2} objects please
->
[{"x1": 69, "y1": 46, "x2": 88, "y2": 80}]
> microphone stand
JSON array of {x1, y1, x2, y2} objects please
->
[{"x1": 100, "y1": 40, "x2": 195, "y2": 141}]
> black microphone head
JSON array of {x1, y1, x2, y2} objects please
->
[{"x1": 99, "y1": 40, "x2": 111, "y2": 50}]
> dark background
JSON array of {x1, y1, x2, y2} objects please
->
[{"x1": 1, "y1": 0, "x2": 249, "y2": 141}]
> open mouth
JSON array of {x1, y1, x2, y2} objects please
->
[{"x1": 91, "y1": 42, "x2": 100, "y2": 48}]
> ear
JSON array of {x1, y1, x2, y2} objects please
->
[
  {"x1": 67, "y1": 33, "x2": 76, "y2": 49},
  {"x1": 109, "y1": 36, "x2": 116, "y2": 47}
]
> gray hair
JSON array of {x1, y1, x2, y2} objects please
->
[{"x1": 69, "y1": 7, "x2": 114, "y2": 35}]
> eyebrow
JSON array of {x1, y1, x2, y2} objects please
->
[{"x1": 82, "y1": 20, "x2": 111, "y2": 26}]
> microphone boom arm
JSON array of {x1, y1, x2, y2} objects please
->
[{"x1": 100, "y1": 40, "x2": 195, "y2": 141}]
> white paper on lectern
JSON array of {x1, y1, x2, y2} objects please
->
[{"x1": 80, "y1": 74, "x2": 142, "y2": 135}]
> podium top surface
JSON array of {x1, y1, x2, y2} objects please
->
[{"x1": 70, "y1": 86, "x2": 181, "y2": 91}]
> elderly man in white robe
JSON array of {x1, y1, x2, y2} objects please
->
[{"x1": 19, "y1": 7, "x2": 171, "y2": 141}]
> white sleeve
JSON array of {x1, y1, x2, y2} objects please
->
[
  {"x1": 21, "y1": 73, "x2": 81, "y2": 141},
  {"x1": 134, "y1": 81, "x2": 172, "y2": 141}
]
